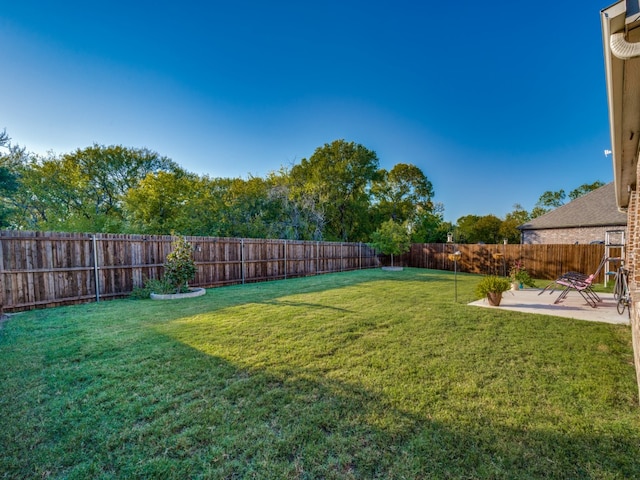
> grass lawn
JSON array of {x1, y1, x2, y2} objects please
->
[{"x1": 1, "y1": 268, "x2": 638, "y2": 479}]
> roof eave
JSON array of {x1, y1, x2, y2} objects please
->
[{"x1": 601, "y1": 1, "x2": 640, "y2": 210}]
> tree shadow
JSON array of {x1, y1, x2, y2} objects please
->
[{"x1": 151, "y1": 313, "x2": 640, "y2": 478}]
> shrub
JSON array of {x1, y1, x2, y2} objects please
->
[
  {"x1": 475, "y1": 275, "x2": 511, "y2": 299},
  {"x1": 509, "y1": 261, "x2": 536, "y2": 287},
  {"x1": 164, "y1": 235, "x2": 197, "y2": 294},
  {"x1": 130, "y1": 278, "x2": 174, "y2": 299}
]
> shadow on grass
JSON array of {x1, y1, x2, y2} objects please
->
[
  {"x1": 153, "y1": 324, "x2": 639, "y2": 479},
  {"x1": 4, "y1": 323, "x2": 637, "y2": 479}
]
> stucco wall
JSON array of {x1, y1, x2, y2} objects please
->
[{"x1": 521, "y1": 226, "x2": 625, "y2": 245}]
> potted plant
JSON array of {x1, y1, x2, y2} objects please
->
[
  {"x1": 369, "y1": 219, "x2": 411, "y2": 270},
  {"x1": 475, "y1": 275, "x2": 512, "y2": 306},
  {"x1": 509, "y1": 261, "x2": 536, "y2": 290}
]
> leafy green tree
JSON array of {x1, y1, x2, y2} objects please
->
[
  {"x1": 455, "y1": 215, "x2": 480, "y2": 244},
  {"x1": 568, "y1": 181, "x2": 604, "y2": 201},
  {"x1": 63, "y1": 144, "x2": 178, "y2": 223},
  {"x1": 16, "y1": 144, "x2": 180, "y2": 232},
  {"x1": 219, "y1": 176, "x2": 274, "y2": 238},
  {"x1": 163, "y1": 235, "x2": 197, "y2": 293},
  {"x1": 531, "y1": 189, "x2": 566, "y2": 218},
  {"x1": 123, "y1": 170, "x2": 199, "y2": 234},
  {"x1": 263, "y1": 170, "x2": 326, "y2": 240},
  {"x1": 537, "y1": 189, "x2": 566, "y2": 208},
  {"x1": 529, "y1": 206, "x2": 549, "y2": 219},
  {"x1": 371, "y1": 163, "x2": 434, "y2": 225},
  {"x1": 369, "y1": 219, "x2": 411, "y2": 267},
  {"x1": 290, "y1": 139, "x2": 380, "y2": 242},
  {"x1": 124, "y1": 170, "x2": 327, "y2": 240},
  {"x1": 0, "y1": 130, "x2": 22, "y2": 227},
  {"x1": 455, "y1": 214, "x2": 502, "y2": 244},
  {"x1": 529, "y1": 182, "x2": 604, "y2": 219},
  {"x1": 473, "y1": 215, "x2": 503, "y2": 244},
  {"x1": 182, "y1": 176, "x2": 235, "y2": 237},
  {"x1": 410, "y1": 203, "x2": 451, "y2": 243},
  {"x1": 12, "y1": 154, "x2": 84, "y2": 230},
  {"x1": 499, "y1": 204, "x2": 530, "y2": 244}
]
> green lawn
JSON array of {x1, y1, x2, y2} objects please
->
[{"x1": 1, "y1": 268, "x2": 638, "y2": 479}]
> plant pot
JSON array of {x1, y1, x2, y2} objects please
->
[
  {"x1": 486, "y1": 292, "x2": 503, "y2": 306},
  {"x1": 511, "y1": 282, "x2": 519, "y2": 291}
]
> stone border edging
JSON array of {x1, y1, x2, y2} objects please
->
[{"x1": 150, "y1": 288, "x2": 206, "y2": 300}]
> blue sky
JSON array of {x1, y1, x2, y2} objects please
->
[{"x1": 1, "y1": 0, "x2": 614, "y2": 222}]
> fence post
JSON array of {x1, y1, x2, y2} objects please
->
[
  {"x1": 284, "y1": 239, "x2": 287, "y2": 280},
  {"x1": 424, "y1": 243, "x2": 427, "y2": 269},
  {"x1": 0, "y1": 235, "x2": 4, "y2": 316},
  {"x1": 92, "y1": 235, "x2": 100, "y2": 302},
  {"x1": 241, "y1": 238, "x2": 245, "y2": 285}
]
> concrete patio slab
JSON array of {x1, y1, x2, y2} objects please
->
[{"x1": 468, "y1": 288, "x2": 630, "y2": 325}]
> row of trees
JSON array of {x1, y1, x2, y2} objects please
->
[
  {"x1": 451, "y1": 181, "x2": 605, "y2": 244},
  {"x1": 0, "y1": 135, "x2": 446, "y2": 242},
  {"x1": 0, "y1": 130, "x2": 603, "y2": 244}
]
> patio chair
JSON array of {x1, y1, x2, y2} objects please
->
[{"x1": 538, "y1": 256, "x2": 606, "y2": 308}]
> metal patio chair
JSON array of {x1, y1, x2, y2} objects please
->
[{"x1": 538, "y1": 256, "x2": 607, "y2": 308}]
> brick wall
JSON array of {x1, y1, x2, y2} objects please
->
[
  {"x1": 630, "y1": 181, "x2": 640, "y2": 400},
  {"x1": 521, "y1": 226, "x2": 625, "y2": 245}
]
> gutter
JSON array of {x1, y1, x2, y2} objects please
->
[{"x1": 610, "y1": 31, "x2": 640, "y2": 59}]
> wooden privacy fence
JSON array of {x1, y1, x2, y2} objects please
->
[
  {"x1": 396, "y1": 243, "x2": 607, "y2": 281},
  {"x1": 0, "y1": 231, "x2": 610, "y2": 313},
  {"x1": 0, "y1": 231, "x2": 380, "y2": 312}
]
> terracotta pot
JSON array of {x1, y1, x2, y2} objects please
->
[{"x1": 486, "y1": 292, "x2": 503, "y2": 306}]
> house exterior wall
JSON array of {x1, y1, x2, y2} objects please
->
[
  {"x1": 629, "y1": 178, "x2": 640, "y2": 397},
  {"x1": 521, "y1": 226, "x2": 625, "y2": 245}
]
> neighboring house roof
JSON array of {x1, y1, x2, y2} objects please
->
[{"x1": 518, "y1": 182, "x2": 627, "y2": 231}]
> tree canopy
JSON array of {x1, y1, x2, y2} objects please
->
[
  {"x1": 290, "y1": 140, "x2": 381, "y2": 242},
  {"x1": 0, "y1": 137, "x2": 442, "y2": 242},
  {"x1": 0, "y1": 128, "x2": 608, "y2": 245},
  {"x1": 369, "y1": 219, "x2": 411, "y2": 266}
]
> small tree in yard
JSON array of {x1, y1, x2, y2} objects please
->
[
  {"x1": 164, "y1": 235, "x2": 197, "y2": 293},
  {"x1": 370, "y1": 219, "x2": 411, "y2": 267}
]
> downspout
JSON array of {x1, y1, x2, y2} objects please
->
[{"x1": 610, "y1": 31, "x2": 640, "y2": 59}]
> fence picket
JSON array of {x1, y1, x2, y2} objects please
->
[{"x1": 0, "y1": 231, "x2": 606, "y2": 313}]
